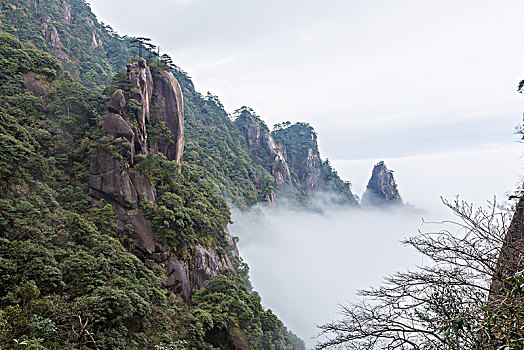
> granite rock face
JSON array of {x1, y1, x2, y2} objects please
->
[
  {"x1": 61, "y1": 0, "x2": 72, "y2": 24},
  {"x1": 235, "y1": 111, "x2": 292, "y2": 198},
  {"x1": 126, "y1": 58, "x2": 153, "y2": 154},
  {"x1": 89, "y1": 59, "x2": 233, "y2": 302},
  {"x1": 153, "y1": 70, "x2": 184, "y2": 164},
  {"x1": 272, "y1": 122, "x2": 359, "y2": 205},
  {"x1": 361, "y1": 161, "x2": 402, "y2": 206},
  {"x1": 89, "y1": 149, "x2": 138, "y2": 208},
  {"x1": 41, "y1": 18, "x2": 68, "y2": 60}
]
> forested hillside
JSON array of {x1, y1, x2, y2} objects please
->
[
  {"x1": 0, "y1": 0, "x2": 362, "y2": 348},
  {"x1": 0, "y1": 0, "x2": 131, "y2": 90},
  {"x1": 0, "y1": 30, "x2": 303, "y2": 349}
]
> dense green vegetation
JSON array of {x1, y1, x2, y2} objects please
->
[
  {"x1": 0, "y1": 33, "x2": 304, "y2": 349},
  {"x1": 0, "y1": 0, "x2": 131, "y2": 90}
]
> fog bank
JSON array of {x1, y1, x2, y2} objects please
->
[
  {"x1": 229, "y1": 145, "x2": 522, "y2": 348},
  {"x1": 230, "y1": 204, "x2": 424, "y2": 348}
]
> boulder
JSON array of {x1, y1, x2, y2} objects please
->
[
  {"x1": 22, "y1": 72, "x2": 48, "y2": 97},
  {"x1": 108, "y1": 89, "x2": 126, "y2": 114},
  {"x1": 89, "y1": 149, "x2": 138, "y2": 208},
  {"x1": 101, "y1": 113, "x2": 134, "y2": 140}
]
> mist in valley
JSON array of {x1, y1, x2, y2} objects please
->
[
  {"x1": 229, "y1": 145, "x2": 523, "y2": 348},
  {"x1": 230, "y1": 200, "x2": 425, "y2": 348}
]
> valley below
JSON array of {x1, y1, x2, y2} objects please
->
[{"x1": 231, "y1": 143, "x2": 523, "y2": 348}]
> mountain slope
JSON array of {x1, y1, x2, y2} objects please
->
[
  {"x1": 0, "y1": 33, "x2": 304, "y2": 349},
  {"x1": 0, "y1": 0, "x2": 131, "y2": 90}
]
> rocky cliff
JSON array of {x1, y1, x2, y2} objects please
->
[
  {"x1": 361, "y1": 161, "x2": 402, "y2": 206},
  {"x1": 271, "y1": 122, "x2": 358, "y2": 205},
  {"x1": 90, "y1": 58, "x2": 235, "y2": 303},
  {"x1": 234, "y1": 107, "x2": 293, "y2": 202}
]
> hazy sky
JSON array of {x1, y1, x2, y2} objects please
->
[{"x1": 87, "y1": 0, "x2": 524, "y2": 160}]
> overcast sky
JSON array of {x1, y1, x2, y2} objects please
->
[{"x1": 87, "y1": 0, "x2": 524, "y2": 159}]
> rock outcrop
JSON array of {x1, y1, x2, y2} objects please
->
[
  {"x1": 89, "y1": 59, "x2": 231, "y2": 302},
  {"x1": 235, "y1": 109, "x2": 292, "y2": 196},
  {"x1": 126, "y1": 58, "x2": 153, "y2": 155},
  {"x1": 41, "y1": 18, "x2": 68, "y2": 60},
  {"x1": 22, "y1": 72, "x2": 49, "y2": 97},
  {"x1": 61, "y1": 0, "x2": 72, "y2": 25},
  {"x1": 271, "y1": 122, "x2": 359, "y2": 205},
  {"x1": 153, "y1": 70, "x2": 185, "y2": 164},
  {"x1": 361, "y1": 161, "x2": 402, "y2": 206}
]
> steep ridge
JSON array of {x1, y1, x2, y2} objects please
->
[
  {"x1": 234, "y1": 107, "x2": 293, "y2": 203},
  {"x1": 0, "y1": 33, "x2": 304, "y2": 349},
  {"x1": 272, "y1": 122, "x2": 359, "y2": 204},
  {"x1": 91, "y1": 57, "x2": 237, "y2": 303},
  {"x1": 361, "y1": 161, "x2": 402, "y2": 206}
]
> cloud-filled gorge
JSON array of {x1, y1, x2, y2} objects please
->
[{"x1": 230, "y1": 200, "x2": 425, "y2": 348}]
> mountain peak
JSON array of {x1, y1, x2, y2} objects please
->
[{"x1": 362, "y1": 161, "x2": 402, "y2": 206}]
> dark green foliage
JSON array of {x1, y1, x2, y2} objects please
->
[
  {"x1": 0, "y1": 32, "x2": 302, "y2": 349},
  {"x1": 479, "y1": 272, "x2": 524, "y2": 349},
  {"x1": 136, "y1": 153, "x2": 231, "y2": 254},
  {"x1": 0, "y1": 0, "x2": 132, "y2": 91},
  {"x1": 173, "y1": 67, "x2": 278, "y2": 207},
  {"x1": 192, "y1": 271, "x2": 305, "y2": 350}
]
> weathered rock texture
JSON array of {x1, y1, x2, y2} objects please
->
[
  {"x1": 361, "y1": 161, "x2": 402, "y2": 206},
  {"x1": 271, "y1": 122, "x2": 359, "y2": 205},
  {"x1": 61, "y1": 1, "x2": 72, "y2": 25},
  {"x1": 153, "y1": 70, "x2": 185, "y2": 163},
  {"x1": 89, "y1": 60, "x2": 231, "y2": 302},
  {"x1": 235, "y1": 111, "x2": 292, "y2": 197},
  {"x1": 126, "y1": 58, "x2": 153, "y2": 155},
  {"x1": 41, "y1": 17, "x2": 68, "y2": 60}
]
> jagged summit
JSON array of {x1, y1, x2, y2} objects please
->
[
  {"x1": 234, "y1": 107, "x2": 293, "y2": 202},
  {"x1": 271, "y1": 122, "x2": 358, "y2": 205},
  {"x1": 361, "y1": 161, "x2": 402, "y2": 206},
  {"x1": 235, "y1": 115, "x2": 359, "y2": 205}
]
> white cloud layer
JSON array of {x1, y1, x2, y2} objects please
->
[{"x1": 230, "y1": 144, "x2": 522, "y2": 348}]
